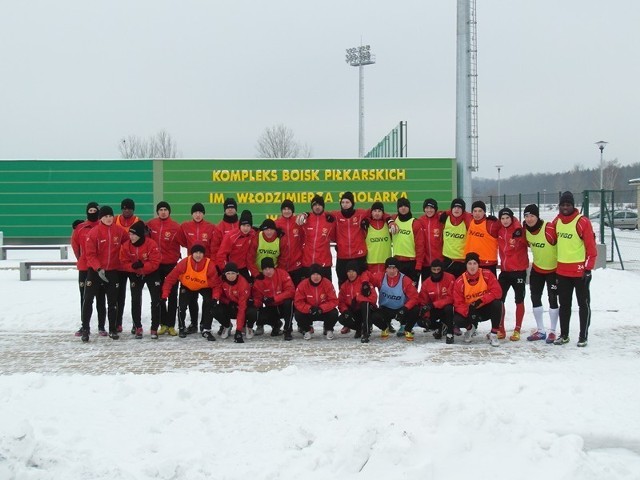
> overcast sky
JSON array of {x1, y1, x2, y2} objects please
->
[{"x1": 1, "y1": 0, "x2": 638, "y2": 179}]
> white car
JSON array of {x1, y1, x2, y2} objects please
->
[{"x1": 589, "y1": 209, "x2": 638, "y2": 230}]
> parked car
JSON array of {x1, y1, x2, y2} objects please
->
[{"x1": 589, "y1": 209, "x2": 638, "y2": 230}]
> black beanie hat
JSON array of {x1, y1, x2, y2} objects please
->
[
  {"x1": 260, "y1": 219, "x2": 277, "y2": 231},
  {"x1": 309, "y1": 263, "x2": 323, "y2": 276},
  {"x1": 72, "y1": 219, "x2": 84, "y2": 229},
  {"x1": 423, "y1": 198, "x2": 438, "y2": 210},
  {"x1": 559, "y1": 191, "x2": 575, "y2": 207},
  {"x1": 397, "y1": 197, "x2": 411, "y2": 209},
  {"x1": 191, "y1": 202, "x2": 205, "y2": 214},
  {"x1": 345, "y1": 260, "x2": 359, "y2": 274},
  {"x1": 465, "y1": 252, "x2": 480, "y2": 264},
  {"x1": 281, "y1": 199, "x2": 295, "y2": 213},
  {"x1": 385, "y1": 256, "x2": 398, "y2": 268},
  {"x1": 451, "y1": 198, "x2": 466, "y2": 210},
  {"x1": 371, "y1": 201, "x2": 385, "y2": 212},
  {"x1": 239, "y1": 210, "x2": 253, "y2": 226},
  {"x1": 99, "y1": 206, "x2": 114, "y2": 218},
  {"x1": 261, "y1": 257, "x2": 275, "y2": 270},
  {"x1": 431, "y1": 259, "x2": 445, "y2": 269},
  {"x1": 471, "y1": 200, "x2": 487, "y2": 212},
  {"x1": 120, "y1": 198, "x2": 135, "y2": 210},
  {"x1": 128, "y1": 220, "x2": 146, "y2": 238},
  {"x1": 223, "y1": 262, "x2": 239, "y2": 274},
  {"x1": 86, "y1": 202, "x2": 99, "y2": 213},
  {"x1": 190, "y1": 244, "x2": 206, "y2": 255},
  {"x1": 341, "y1": 191, "x2": 355, "y2": 206},
  {"x1": 311, "y1": 195, "x2": 325, "y2": 208},
  {"x1": 156, "y1": 201, "x2": 171, "y2": 213},
  {"x1": 224, "y1": 197, "x2": 238, "y2": 210},
  {"x1": 498, "y1": 207, "x2": 514, "y2": 219},
  {"x1": 523, "y1": 204, "x2": 540, "y2": 218}
]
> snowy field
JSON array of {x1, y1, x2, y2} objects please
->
[{"x1": 1, "y1": 246, "x2": 640, "y2": 479}]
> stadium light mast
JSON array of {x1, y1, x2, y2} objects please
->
[{"x1": 346, "y1": 44, "x2": 376, "y2": 157}]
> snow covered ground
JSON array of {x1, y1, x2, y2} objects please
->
[{"x1": 1, "y1": 248, "x2": 640, "y2": 479}]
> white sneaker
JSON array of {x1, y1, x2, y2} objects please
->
[
  {"x1": 463, "y1": 325, "x2": 476, "y2": 343},
  {"x1": 488, "y1": 332, "x2": 499, "y2": 347},
  {"x1": 255, "y1": 325, "x2": 264, "y2": 336},
  {"x1": 326, "y1": 330, "x2": 334, "y2": 340},
  {"x1": 303, "y1": 331, "x2": 312, "y2": 340},
  {"x1": 245, "y1": 326, "x2": 254, "y2": 339},
  {"x1": 220, "y1": 326, "x2": 232, "y2": 339}
]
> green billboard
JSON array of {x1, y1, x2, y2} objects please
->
[
  {"x1": 0, "y1": 157, "x2": 455, "y2": 242},
  {"x1": 160, "y1": 157, "x2": 456, "y2": 223}
]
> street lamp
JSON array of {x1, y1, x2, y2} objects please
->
[
  {"x1": 595, "y1": 140, "x2": 608, "y2": 190},
  {"x1": 346, "y1": 44, "x2": 376, "y2": 157},
  {"x1": 495, "y1": 165, "x2": 503, "y2": 204}
]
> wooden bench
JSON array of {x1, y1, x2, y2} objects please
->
[
  {"x1": 1, "y1": 245, "x2": 70, "y2": 261},
  {"x1": 19, "y1": 260, "x2": 77, "y2": 281}
]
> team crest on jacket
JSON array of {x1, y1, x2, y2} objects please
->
[
  {"x1": 320, "y1": 293, "x2": 327, "y2": 301},
  {"x1": 164, "y1": 232, "x2": 172, "y2": 239},
  {"x1": 433, "y1": 228, "x2": 441, "y2": 238},
  {"x1": 322, "y1": 228, "x2": 329, "y2": 236},
  {"x1": 202, "y1": 234, "x2": 209, "y2": 241},
  {"x1": 112, "y1": 236, "x2": 120, "y2": 243}
]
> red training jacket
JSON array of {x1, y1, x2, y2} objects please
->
[
  {"x1": 294, "y1": 277, "x2": 339, "y2": 314},
  {"x1": 85, "y1": 221, "x2": 129, "y2": 272},
  {"x1": 119, "y1": 237, "x2": 161, "y2": 275},
  {"x1": 251, "y1": 268, "x2": 295, "y2": 307},
  {"x1": 146, "y1": 216, "x2": 182, "y2": 265}
]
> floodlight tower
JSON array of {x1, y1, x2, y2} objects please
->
[{"x1": 346, "y1": 44, "x2": 376, "y2": 157}]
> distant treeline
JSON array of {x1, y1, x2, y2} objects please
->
[{"x1": 473, "y1": 162, "x2": 640, "y2": 197}]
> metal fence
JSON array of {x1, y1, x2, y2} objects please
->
[{"x1": 474, "y1": 189, "x2": 639, "y2": 272}]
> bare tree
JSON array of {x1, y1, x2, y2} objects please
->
[
  {"x1": 119, "y1": 130, "x2": 180, "y2": 158},
  {"x1": 603, "y1": 158, "x2": 620, "y2": 190},
  {"x1": 256, "y1": 124, "x2": 312, "y2": 158}
]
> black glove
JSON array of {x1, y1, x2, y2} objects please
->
[
  {"x1": 396, "y1": 308, "x2": 406, "y2": 321},
  {"x1": 360, "y1": 218, "x2": 369, "y2": 231},
  {"x1": 513, "y1": 229, "x2": 523, "y2": 238},
  {"x1": 132, "y1": 260, "x2": 144, "y2": 269},
  {"x1": 97, "y1": 268, "x2": 109, "y2": 283},
  {"x1": 470, "y1": 299, "x2": 482, "y2": 309},
  {"x1": 310, "y1": 306, "x2": 322, "y2": 317},
  {"x1": 361, "y1": 282, "x2": 372, "y2": 297},
  {"x1": 256, "y1": 273, "x2": 265, "y2": 281},
  {"x1": 263, "y1": 297, "x2": 274, "y2": 306},
  {"x1": 342, "y1": 311, "x2": 354, "y2": 322},
  {"x1": 211, "y1": 298, "x2": 219, "y2": 306},
  {"x1": 325, "y1": 214, "x2": 335, "y2": 223},
  {"x1": 419, "y1": 304, "x2": 432, "y2": 317},
  {"x1": 582, "y1": 270, "x2": 592, "y2": 284},
  {"x1": 276, "y1": 227, "x2": 285, "y2": 238},
  {"x1": 468, "y1": 304, "x2": 479, "y2": 321},
  {"x1": 439, "y1": 212, "x2": 449, "y2": 223},
  {"x1": 486, "y1": 214, "x2": 497, "y2": 222}
]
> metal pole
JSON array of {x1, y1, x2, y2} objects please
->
[
  {"x1": 359, "y1": 63, "x2": 365, "y2": 158},
  {"x1": 599, "y1": 146, "x2": 604, "y2": 190}
]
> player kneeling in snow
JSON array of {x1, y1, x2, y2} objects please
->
[
  {"x1": 452, "y1": 252, "x2": 503, "y2": 347},
  {"x1": 337, "y1": 261, "x2": 386, "y2": 343},
  {"x1": 249, "y1": 257, "x2": 296, "y2": 340},
  {"x1": 211, "y1": 262, "x2": 253, "y2": 343},
  {"x1": 293, "y1": 264, "x2": 339, "y2": 340},
  {"x1": 161, "y1": 244, "x2": 217, "y2": 339}
]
